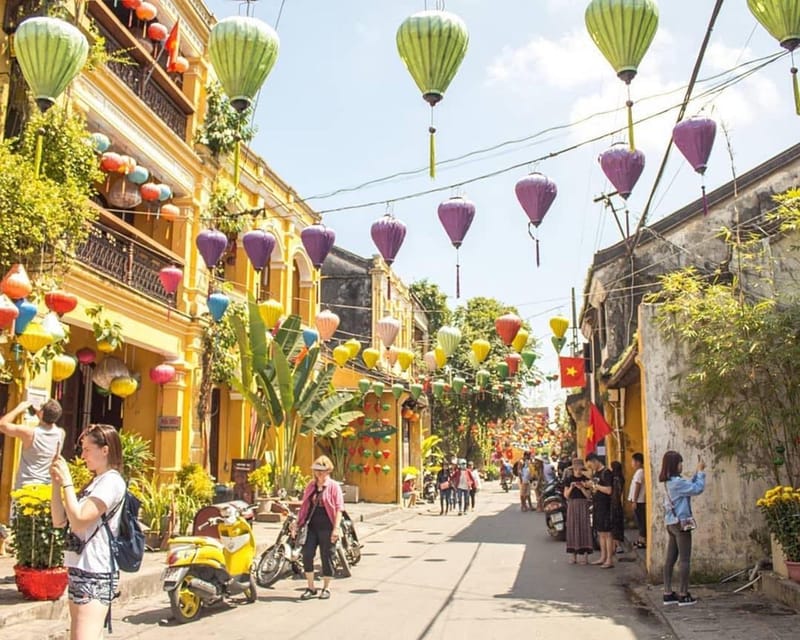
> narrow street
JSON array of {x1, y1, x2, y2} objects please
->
[{"x1": 108, "y1": 486, "x2": 673, "y2": 639}]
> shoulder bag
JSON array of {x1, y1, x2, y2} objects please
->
[{"x1": 665, "y1": 482, "x2": 696, "y2": 532}]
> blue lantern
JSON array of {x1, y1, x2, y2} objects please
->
[
  {"x1": 127, "y1": 165, "x2": 149, "y2": 185},
  {"x1": 207, "y1": 292, "x2": 230, "y2": 322},
  {"x1": 14, "y1": 299, "x2": 37, "y2": 335},
  {"x1": 302, "y1": 328, "x2": 319, "y2": 348}
]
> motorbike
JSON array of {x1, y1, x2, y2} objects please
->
[
  {"x1": 500, "y1": 475, "x2": 511, "y2": 492},
  {"x1": 162, "y1": 502, "x2": 258, "y2": 623},
  {"x1": 541, "y1": 480, "x2": 567, "y2": 541},
  {"x1": 255, "y1": 507, "x2": 361, "y2": 587},
  {"x1": 422, "y1": 472, "x2": 437, "y2": 503}
]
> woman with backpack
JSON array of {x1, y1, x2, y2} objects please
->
[{"x1": 50, "y1": 424, "x2": 126, "y2": 640}]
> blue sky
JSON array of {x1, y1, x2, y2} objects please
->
[{"x1": 207, "y1": 0, "x2": 795, "y2": 400}]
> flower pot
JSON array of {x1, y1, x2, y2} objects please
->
[
  {"x1": 786, "y1": 560, "x2": 800, "y2": 583},
  {"x1": 771, "y1": 534, "x2": 789, "y2": 578},
  {"x1": 13, "y1": 565, "x2": 68, "y2": 601}
]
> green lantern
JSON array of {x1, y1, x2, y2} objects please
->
[
  {"x1": 521, "y1": 350, "x2": 537, "y2": 369},
  {"x1": 476, "y1": 369, "x2": 490, "y2": 389},
  {"x1": 432, "y1": 379, "x2": 446, "y2": 399},
  {"x1": 585, "y1": 0, "x2": 658, "y2": 149},
  {"x1": 409, "y1": 383, "x2": 423, "y2": 400},
  {"x1": 208, "y1": 16, "x2": 279, "y2": 183},
  {"x1": 496, "y1": 362, "x2": 509, "y2": 380},
  {"x1": 14, "y1": 17, "x2": 89, "y2": 176},
  {"x1": 382, "y1": 465, "x2": 391, "y2": 475},
  {"x1": 397, "y1": 10, "x2": 469, "y2": 178},
  {"x1": 363, "y1": 449, "x2": 372, "y2": 459},
  {"x1": 372, "y1": 381, "x2": 385, "y2": 398},
  {"x1": 391, "y1": 383, "x2": 404, "y2": 400},
  {"x1": 452, "y1": 376, "x2": 465, "y2": 394},
  {"x1": 748, "y1": 0, "x2": 800, "y2": 114},
  {"x1": 358, "y1": 378, "x2": 371, "y2": 395}
]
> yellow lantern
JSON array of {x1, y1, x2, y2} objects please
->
[
  {"x1": 362, "y1": 348, "x2": 380, "y2": 370},
  {"x1": 434, "y1": 345, "x2": 447, "y2": 368},
  {"x1": 17, "y1": 322, "x2": 55, "y2": 353},
  {"x1": 344, "y1": 338, "x2": 361, "y2": 359},
  {"x1": 258, "y1": 299, "x2": 283, "y2": 329},
  {"x1": 549, "y1": 316, "x2": 569, "y2": 339},
  {"x1": 512, "y1": 328, "x2": 529, "y2": 353},
  {"x1": 333, "y1": 345, "x2": 351, "y2": 367},
  {"x1": 109, "y1": 375, "x2": 138, "y2": 398},
  {"x1": 397, "y1": 349, "x2": 414, "y2": 372},
  {"x1": 51, "y1": 354, "x2": 77, "y2": 382},
  {"x1": 96, "y1": 339, "x2": 115, "y2": 354},
  {"x1": 471, "y1": 339, "x2": 490, "y2": 364}
]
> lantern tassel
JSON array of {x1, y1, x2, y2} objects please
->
[
  {"x1": 429, "y1": 126, "x2": 436, "y2": 179},
  {"x1": 701, "y1": 184, "x2": 708, "y2": 216},
  {"x1": 387, "y1": 276, "x2": 392, "y2": 301},
  {"x1": 455, "y1": 249, "x2": 461, "y2": 299},
  {"x1": 34, "y1": 132, "x2": 43, "y2": 177},
  {"x1": 535, "y1": 238, "x2": 540, "y2": 268},
  {"x1": 626, "y1": 99, "x2": 635, "y2": 150},
  {"x1": 792, "y1": 67, "x2": 800, "y2": 116},
  {"x1": 234, "y1": 141, "x2": 241, "y2": 186}
]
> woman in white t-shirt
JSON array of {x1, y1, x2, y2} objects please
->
[
  {"x1": 50, "y1": 424, "x2": 126, "y2": 640},
  {"x1": 628, "y1": 452, "x2": 647, "y2": 549}
]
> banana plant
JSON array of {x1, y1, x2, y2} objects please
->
[{"x1": 230, "y1": 299, "x2": 362, "y2": 491}]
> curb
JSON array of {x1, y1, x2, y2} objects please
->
[{"x1": 0, "y1": 504, "x2": 404, "y2": 631}]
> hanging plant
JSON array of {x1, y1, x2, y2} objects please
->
[
  {"x1": 200, "y1": 179, "x2": 248, "y2": 238},
  {"x1": 85, "y1": 304, "x2": 123, "y2": 353},
  {"x1": 194, "y1": 81, "x2": 256, "y2": 159}
]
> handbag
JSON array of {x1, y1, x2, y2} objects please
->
[
  {"x1": 665, "y1": 482, "x2": 697, "y2": 532},
  {"x1": 439, "y1": 481, "x2": 450, "y2": 491},
  {"x1": 296, "y1": 486, "x2": 322, "y2": 546}
]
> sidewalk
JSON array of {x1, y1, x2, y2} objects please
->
[{"x1": 0, "y1": 501, "x2": 404, "y2": 633}]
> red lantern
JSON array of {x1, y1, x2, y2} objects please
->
[
  {"x1": 373, "y1": 464, "x2": 382, "y2": 474},
  {"x1": 140, "y1": 183, "x2": 161, "y2": 202},
  {"x1": 158, "y1": 266, "x2": 182, "y2": 295},
  {"x1": 76, "y1": 347, "x2": 96, "y2": 365},
  {"x1": 149, "y1": 363, "x2": 176, "y2": 385},
  {"x1": 495, "y1": 313, "x2": 522, "y2": 346},
  {"x1": 135, "y1": 2, "x2": 157, "y2": 21},
  {"x1": 382, "y1": 450, "x2": 391, "y2": 459},
  {"x1": 122, "y1": 0, "x2": 141, "y2": 8},
  {"x1": 100, "y1": 152, "x2": 123, "y2": 173},
  {"x1": 506, "y1": 353, "x2": 522, "y2": 377},
  {"x1": 0, "y1": 295, "x2": 19, "y2": 330},
  {"x1": 147, "y1": 22, "x2": 168, "y2": 42},
  {"x1": 44, "y1": 290, "x2": 78, "y2": 317}
]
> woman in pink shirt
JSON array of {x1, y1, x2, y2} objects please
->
[{"x1": 292, "y1": 456, "x2": 344, "y2": 600}]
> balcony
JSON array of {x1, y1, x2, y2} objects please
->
[{"x1": 77, "y1": 204, "x2": 184, "y2": 306}]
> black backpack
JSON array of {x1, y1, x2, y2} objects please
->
[{"x1": 103, "y1": 488, "x2": 145, "y2": 573}]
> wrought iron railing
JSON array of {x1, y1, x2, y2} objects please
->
[{"x1": 76, "y1": 219, "x2": 180, "y2": 305}]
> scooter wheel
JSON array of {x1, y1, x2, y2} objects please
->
[
  {"x1": 344, "y1": 531, "x2": 361, "y2": 566},
  {"x1": 244, "y1": 574, "x2": 257, "y2": 603},
  {"x1": 333, "y1": 543, "x2": 351, "y2": 578},
  {"x1": 169, "y1": 576, "x2": 202, "y2": 624},
  {"x1": 255, "y1": 544, "x2": 287, "y2": 587}
]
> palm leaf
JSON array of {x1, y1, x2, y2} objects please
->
[
  {"x1": 275, "y1": 314, "x2": 302, "y2": 356},
  {"x1": 271, "y1": 339, "x2": 294, "y2": 415},
  {"x1": 296, "y1": 364, "x2": 336, "y2": 416},
  {"x1": 230, "y1": 313, "x2": 252, "y2": 386},
  {"x1": 301, "y1": 394, "x2": 357, "y2": 435},
  {"x1": 312, "y1": 409, "x2": 363, "y2": 438},
  {"x1": 293, "y1": 345, "x2": 319, "y2": 400},
  {"x1": 247, "y1": 297, "x2": 268, "y2": 369}
]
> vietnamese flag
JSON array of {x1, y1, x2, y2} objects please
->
[
  {"x1": 586, "y1": 403, "x2": 612, "y2": 455},
  {"x1": 559, "y1": 356, "x2": 586, "y2": 388},
  {"x1": 165, "y1": 19, "x2": 181, "y2": 71}
]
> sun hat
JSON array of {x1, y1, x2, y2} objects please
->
[{"x1": 311, "y1": 455, "x2": 333, "y2": 471}]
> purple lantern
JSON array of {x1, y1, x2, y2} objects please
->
[
  {"x1": 301, "y1": 224, "x2": 336, "y2": 269},
  {"x1": 598, "y1": 144, "x2": 645, "y2": 200},
  {"x1": 242, "y1": 229, "x2": 276, "y2": 272},
  {"x1": 370, "y1": 215, "x2": 406, "y2": 299},
  {"x1": 515, "y1": 172, "x2": 557, "y2": 266},
  {"x1": 673, "y1": 116, "x2": 716, "y2": 215},
  {"x1": 195, "y1": 229, "x2": 228, "y2": 269},
  {"x1": 437, "y1": 197, "x2": 476, "y2": 298}
]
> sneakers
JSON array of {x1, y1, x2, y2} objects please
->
[
  {"x1": 663, "y1": 591, "x2": 679, "y2": 605},
  {"x1": 677, "y1": 593, "x2": 697, "y2": 607},
  {"x1": 300, "y1": 588, "x2": 318, "y2": 600}
]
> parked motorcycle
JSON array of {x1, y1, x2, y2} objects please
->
[
  {"x1": 422, "y1": 472, "x2": 437, "y2": 503},
  {"x1": 255, "y1": 507, "x2": 361, "y2": 587},
  {"x1": 541, "y1": 480, "x2": 567, "y2": 541},
  {"x1": 162, "y1": 503, "x2": 257, "y2": 623}
]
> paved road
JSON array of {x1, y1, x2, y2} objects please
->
[{"x1": 107, "y1": 487, "x2": 674, "y2": 639}]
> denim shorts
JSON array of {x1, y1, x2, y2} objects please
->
[{"x1": 67, "y1": 568, "x2": 119, "y2": 606}]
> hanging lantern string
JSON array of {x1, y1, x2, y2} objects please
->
[
  {"x1": 429, "y1": 108, "x2": 436, "y2": 180},
  {"x1": 527, "y1": 222, "x2": 540, "y2": 268},
  {"x1": 626, "y1": 85, "x2": 635, "y2": 151},
  {"x1": 792, "y1": 51, "x2": 800, "y2": 116}
]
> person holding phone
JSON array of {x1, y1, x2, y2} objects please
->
[{"x1": 0, "y1": 398, "x2": 64, "y2": 489}]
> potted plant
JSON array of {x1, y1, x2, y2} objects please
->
[
  {"x1": 9, "y1": 484, "x2": 67, "y2": 600},
  {"x1": 757, "y1": 485, "x2": 800, "y2": 581},
  {"x1": 132, "y1": 475, "x2": 172, "y2": 550},
  {"x1": 247, "y1": 463, "x2": 274, "y2": 516}
]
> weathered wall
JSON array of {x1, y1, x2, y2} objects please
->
[
  {"x1": 321, "y1": 248, "x2": 373, "y2": 349},
  {"x1": 638, "y1": 303, "x2": 768, "y2": 581}
]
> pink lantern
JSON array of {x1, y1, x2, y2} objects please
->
[
  {"x1": 673, "y1": 116, "x2": 717, "y2": 215},
  {"x1": 424, "y1": 351, "x2": 438, "y2": 372},
  {"x1": 149, "y1": 363, "x2": 176, "y2": 386},
  {"x1": 159, "y1": 203, "x2": 180, "y2": 222},
  {"x1": 385, "y1": 346, "x2": 399, "y2": 367},
  {"x1": 376, "y1": 316, "x2": 400, "y2": 349},
  {"x1": 158, "y1": 266, "x2": 182, "y2": 320},
  {"x1": 505, "y1": 352, "x2": 522, "y2": 377},
  {"x1": 76, "y1": 347, "x2": 96, "y2": 366},
  {"x1": 315, "y1": 309, "x2": 340, "y2": 342},
  {"x1": 515, "y1": 173, "x2": 557, "y2": 266},
  {"x1": 140, "y1": 183, "x2": 161, "y2": 203}
]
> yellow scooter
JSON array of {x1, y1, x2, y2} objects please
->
[{"x1": 162, "y1": 502, "x2": 257, "y2": 623}]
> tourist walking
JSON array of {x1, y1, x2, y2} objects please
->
[
  {"x1": 452, "y1": 459, "x2": 475, "y2": 515},
  {"x1": 563, "y1": 458, "x2": 593, "y2": 564},
  {"x1": 467, "y1": 461, "x2": 481, "y2": 510},
  {"x1": 437, "y1": 463, "x2": 452, "y2": 515},
  {"x1": 514, "y1": 452, "x2": 534, "y2": 512},
  {"x1": 660, "y1": 450, "x2": 706, "y2": 607},
  {"x1": 628, "y1": 452, "x2": 647, "y2": 549}
]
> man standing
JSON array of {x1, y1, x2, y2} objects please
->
[
  {"x1": 0, "y1": 399, "x2": 65, "y2": 489},
  {"x1": 467, "y1": 461, "x2": 481, "y2": 511},
  {"x1": 515, "y1": 452, "x2": 534, "y2": 512},
  {"x1": 629, "y1": 452, "x2": 647, "y2": 549}
]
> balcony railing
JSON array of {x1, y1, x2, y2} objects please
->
[{"x1": 77, "y1": 214, "x2": 182, "y2": 306}]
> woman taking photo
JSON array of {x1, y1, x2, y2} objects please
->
[
  {"x1": 50, "y1": 424, "x2": 126, "y2": 640},
  {"x1": 563, "y1": 458, "x2": 593, "y2": 564},
  {"x1": 293, "y1": 455, "x2": 344, "y2": 601},
  {"x1": 659, "y1": 450, "x2": 706, "y2": 607}
]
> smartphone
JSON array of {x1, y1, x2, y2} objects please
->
[{"x1": 26, "y1": 405, "x2": 37, "y2": 416}]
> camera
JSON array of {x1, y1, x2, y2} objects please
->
[{"x1": 64, "y1": 531, "x2": 85, "y2": 554}]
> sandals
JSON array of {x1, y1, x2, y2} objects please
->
[{"x1": 300, "y1": 588, "x2": 318, "y2": 600}]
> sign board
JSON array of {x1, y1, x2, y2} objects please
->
[
  {"x1": 157, "y1": 416, "x2": 181, "y2": 431},
  {"x1": 359, "y1": 419, "x2": 398, "y2": 443},
  {"x1": 25, "y1": 387, "x2": 48, "y2": 410}
]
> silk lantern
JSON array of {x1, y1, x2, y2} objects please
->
[
  {"x1": 110, "y1": 375, "x2": 138, "y2": 398},
  {"x1": 385, "y1": 346, "x2": 399, "y2": 368},
  {"x1": 550, "y1": 316, "x2": 570, "y2": 339},
  {"x1": 673, "y1": 116, "x2": 717, "y2": 215},
  {"x1": 452, "y1": 377, "x2": 465, "y2": 394},
  {"x1": 410, "y1": 383, "x2": 423, "y2": 400},
  {"x1": 372, "y1": 381, "x2": 385, "y2": 398},
  {"x1": 195, "y1": 229, "x2": 228, "y2": 269},
  {"x1": 90, "y1": 132, "x2": 110, "y2": 153},
  {"x1": 424, "y1": 350, "x2": 438, "y2": 372},
  {"x1": 586, "y1": 0, "x2": 659, "y2": 149},
  {"x1": 333, "y1": 345, "x2": 351, "y2": 367},
  {"x1": 127, "y1": 165, "x2": 149, "y2": 185},
  {"x1": 14, "y1": 299, "x2": 37, "y2": 335},
  {"x1": 511, "y1": 328, "x2": 529, "y2": 354},
  {"x1": 2, "y1": 264, "x2": 33, "y2": 300},
  {"x1": 258, "y1": 299, "x2": 283, "y2": 330},
  {"x1": 158, "y1": 266, "x2": 182, "y2": 320},
  {"x1": 392, "y1": 383, "x2": 404, "y2": 400},
  {"x1": 242, "y1": 229, "x2": 276, "y2": 272},
  {"x1": 495, "y1": 313, "x2": 522, "y2": 346},
  {"x1": 476, "y1": 369, "x2": 490, "y2": 389},
  {"x1": 434, "y1": 345, "x2": 447, "y2": 369},
  {"x1": 432, "y1": 379, "x2": 446, "y2": 399},
  {"x1": 599, "y1": 143, "x2": 645, "y2": 200},
  {"x1": 0, "y1": 295, "x2": 19, "y2": 331},
  {"x1": 371, "y1": 215, "x2": 406, "y2": 298},
  {"x1": 362, "y1": 347, "x2": 380, "y2": 369},
  {"x1": 303, "y1": 328, "x2": 319, "y2": 348},
  {"x1": 471, "y1": 339, "x2": 490, "y2": 364},
  {"x1": 41, "y1": 312, "x2": 65, "y2": 342},
  {"x1": 344, "y1": 338, "x2": 362, "y2": 359},
  {"x1": 397, "y1": 9, "x2": 469, "y2": 177},
  {"x1": 44, "y1": 290, "x2": 77, "y2": 317},
  {"x1": 315, "y1": 309, "x2": 340, "y2": 341},
  {"x1": 51, "y1": 353, "x2": 77, "y2": 381},
  {"x1": 506, "y1": 353, "x2": 522, "y2": 377},
  {"x1": 376, "y1": 316, "x2": 401, "y2": 349},
  {"x1": 436, "y1": 325, "x2": 461, "y2": 357},
  {"x1": 208, "y1": 292, "x2": 230, "y2": 322},
  {"x1": 301, "y1": 224, "x2": 336, "y2": 270},
  {"x1": 149, "y1": 363, "x2": 176, "y2": 386},
  {"x1": 437, "y1": 196, "x2": 476, "y2": 298},
  {"x1": 358, "y1": 379, "x2": 371, "y2": 395},
  {"x1": 397, "y1": 349, "x2": 414, "y2": 372},
  {"x1": 76, "y1": 347, "x2": 96, "y2": 366},
  {"x1": 521, "y1": 351, "x2": 537, "y2": 369},
  {"x1": 515, "y1": 172, "x2": 557, "y2": 266},
  {"x1": 17, "y1": 322, "x2": 54, "y2": 353}
]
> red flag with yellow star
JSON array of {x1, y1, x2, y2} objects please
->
[
  {"x1": 586, "y1": 403, "x2": 612, "y2": 455},
  {"x1": 559, "y1": 356, "x2": 585, "y2": 388}
]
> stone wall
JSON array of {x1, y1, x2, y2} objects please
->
[
  {"x1": 321, "y1": 247, "x2": 373, "y2": 348},
  {"x1": 638, "y1": 303, "x2": 768, "y2": 580}
]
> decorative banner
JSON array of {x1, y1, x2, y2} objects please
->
[{"x1": 559, "y1": 356, "x2": 586, "y2": 388}]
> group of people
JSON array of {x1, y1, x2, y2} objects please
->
[
  {"x1": 509, "y1": 451, "x2": 557, "y2": 512},
  {"x1": 436, "y1": 459, "x2": 481, "y2": 515}
]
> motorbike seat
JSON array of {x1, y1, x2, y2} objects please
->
[{"x1": 168, "y1": 535, "x2": 225, "y2": 549}]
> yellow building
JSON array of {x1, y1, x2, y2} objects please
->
[{"x1": 0, "y1": 0, "x2": 319, "y2": 518}]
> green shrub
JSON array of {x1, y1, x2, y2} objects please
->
[{"x1": 176, "y1": 463, "x2": 214, "y2": 503}]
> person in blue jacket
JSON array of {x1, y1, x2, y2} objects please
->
[{"x1": 659, "y1": 450, "x2": 706, "y2": 607}]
